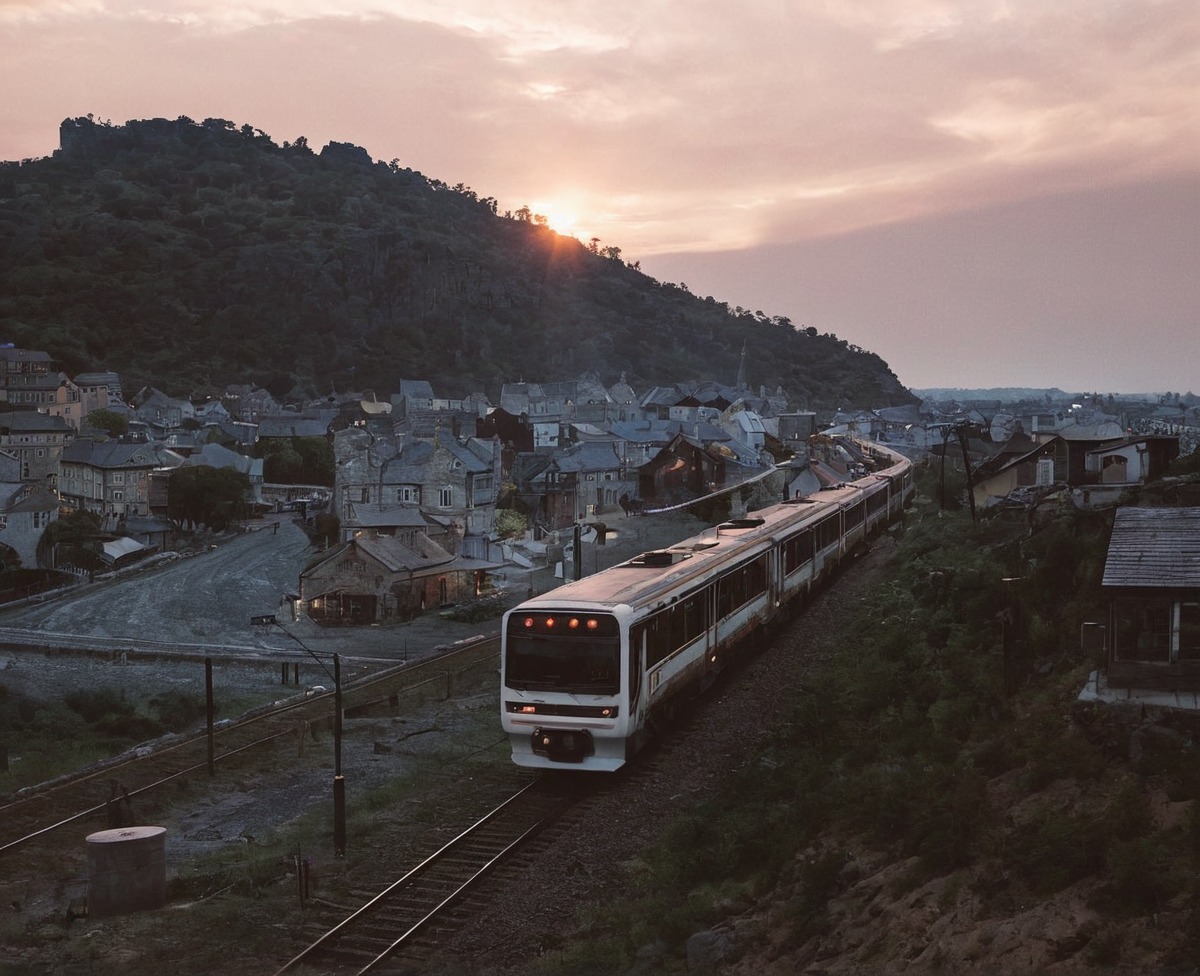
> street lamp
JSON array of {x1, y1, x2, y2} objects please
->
[{"x1": 251, "y1": 613, "x2": 346, "y2": 857}]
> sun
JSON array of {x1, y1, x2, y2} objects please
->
[{"x1": 531, "y1": 200, "x2": 580, "y2": 239}]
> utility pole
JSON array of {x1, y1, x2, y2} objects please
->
[{"x1": 251, "y1": 614, "x2": 346, "y2": 857}]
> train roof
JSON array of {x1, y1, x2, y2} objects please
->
[{"x1": 516, "y1": 442, "x2": 910, "y2": 616}]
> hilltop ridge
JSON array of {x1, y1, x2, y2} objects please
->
[{"x1": 0, "y1": 116, "x2": 913, "y2": 407}]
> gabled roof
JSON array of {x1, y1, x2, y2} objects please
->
[
  {"x1": 1058, "y1": 421, "x2": 1127, "y2": 441},
  {"x1": 970, "y1": 436, "x2": 1058, "y2": 482},
  {"x1": 345, "y1": 502, "x2": 429, "y2": 528},
  {"x1": 186, "y1": 443, "x2": 262, "y2": 477},
  {"x1": 102, "y1": 537, "x2": 147, "y2": 563},
  {"x1": 354, "y1": 533, "x2": 456, "y2": 572},
  {"x1": 0, "y1": 482, "x2": 58, "y2": 512},
  {"x1": 1102, "y1": 508, "x2": 1200, "y2": 589},
  {"x1": 0, "y1": 411, "x2": 75, "y2": 434},
  {"x1": 303, "y1": 533, "x2": 457, "y2": 581},
  {"x1": 1085, "y1": 435, "x2": 1179, "y2": 457},
  {"x1": 257, "y1": 417, "x2": 330, "y2": 438},
  {"x1": 62, "y1": 438, "x2": 185, "y2": 469},
  {"x1": 397, "y1": 379, "x2": 435, "y2": 399},
  {"x1": 0, "y1": 348, "x2": 53, "y2": 365},
  {"x1": 608, "y1": 419, "x2": 678, "y2": 444},
  {"x1": 551, "y1": 441, "x2": 623, "y2": 475}
]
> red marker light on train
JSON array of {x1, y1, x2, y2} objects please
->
[
  {"x1": 545, "y1": 617, "x2": 556, "y2": 628},
  {"x1": 568, "y1": 617, "x2": 580, "y2": 629},
  {"x1": 523, "y1": 617, "x2": 534, "y2": 628},
  {"x1": 519, "y1": 705, "x2": 537, "y2": 714},
  {"x1": 586, "y1": 618, "x2": 599, "y2": 630}
]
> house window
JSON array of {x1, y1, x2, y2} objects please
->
[
  {"x1": 1113, "y1": 598, "x2": 1172, "y2": 663},
  {"x1": 360, "y1": 487, "x2": 370, "y2": 503},
  {"x1": 112, "y1": 472, "x2": 125, "y2": 485},
  {"x1": 396, "y1": 487, "x2": 418, "y2": 503},
  {"x1": 113, "y1": 490, "x2": 124, "y2": 502},
  {"x1": 439, "y1": 487, "x2": 453, "y2": 507},
  {"x1": 1180, "y1": 602, "x2": 1200, "y2": 661}
]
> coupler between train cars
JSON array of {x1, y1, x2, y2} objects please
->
[{"x1": 531, "y1": 727, "x2": 595, "y2": 763}]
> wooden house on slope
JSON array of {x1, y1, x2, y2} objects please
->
[{"x1": 1102, "y1": 507, "x2": 1200, "y2": 693}]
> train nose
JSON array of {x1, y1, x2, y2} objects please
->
[{"x1": 531, "y1": 728, "x2": 595, "y2": 763}]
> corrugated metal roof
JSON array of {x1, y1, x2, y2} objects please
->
[{"x1": 1101, "y1": 507, "x2": 1200, "y2": 588}]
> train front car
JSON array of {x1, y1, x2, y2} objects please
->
[{"x1": 501, "y1": 603, "x2": 632, "y2": 771}]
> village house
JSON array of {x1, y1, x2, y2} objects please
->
[
  {"x1": 500, "y1": 377, "x2": 604, "y2": 426},
  {"x1": 0, "y1": 480, "x2": 58, "y2": 569},
  {"x1": 510, "y1": 440, "x2": 626, "y2": 529},
  {"x1": 332, "y1": 426, "x2": 501, "y2": 548},
  {"x1": 969, "y1": 435, "x2": 1064, "y2": 510},
  {"x1": 389, "y1": 379, "x2": 488, "y2": 438},
  {"x1": 59, "y1": 438, "x2": 186, "y2": 526},
  {"x1": 225, "y1": 384, "x2": 281, "y2": 424},
  {"x1": 0, "y1": 410, "x2": 75, "y2": 486},
  {"x1": 0, "y1": 346, "x2": 85, "y2": 428},
  {"x1": 297, "y1": 533, "x2": 501, "y2": 624},
  {"x1": 73, "y1": 371, "x2": 124, "y2": 413},
  {"x1": 638, "y1": 431, "x2": 726, "y2": 504},
  {"x1": 1071, "y1": 435, "x2": 1181, "y2": 509},
  {"x1": 132, "y1": 387, "x2": 195, "y2": 436},
  {"x1": 1099, "y1": 507, "x2": 1200, "y2": 694}
]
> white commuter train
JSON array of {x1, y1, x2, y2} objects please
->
[{"x1": 500, "y1": 439, "x2": 914, "y2": 771}]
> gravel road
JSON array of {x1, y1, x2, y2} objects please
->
[
  {"x1": 0, "y1": 518, "x2": 495, "y2": 660},
  {"x1": 0, "y1": 511, "x2": 705, "y2": 707}
]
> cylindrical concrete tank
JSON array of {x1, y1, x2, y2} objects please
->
[{"x1": 85, "y1": 825, "x2": 167, "y2": 919}]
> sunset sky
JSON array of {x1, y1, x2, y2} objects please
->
[{"x1": 3, "y1": 1, "x2": 1197, "y2": 394}]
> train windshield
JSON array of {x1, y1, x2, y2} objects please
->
[{"x1": 504, "y1": 612, "x2": 621, "y2": 695}]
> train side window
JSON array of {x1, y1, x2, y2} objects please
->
[
  {"x1": 783, "y1": 529, "x2": 813, "y2": 575},
  {"x1": 645, "y1": 612, "x2": 670, "y2": 667},
  {"x1": 717, "y1": 555, "x2": 769, "y2": 618},
  {"x1": 814, "y1": 515, "x2": 840, "y2": 551}
]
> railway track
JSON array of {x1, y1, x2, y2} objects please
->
[
  {"x1": 0, "y1": 637, "x2": 500, "y2": 860},
  {"x1": 273, "y1": 774, "x2": 585, "y2": 975}
]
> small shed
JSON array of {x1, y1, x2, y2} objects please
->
[{"x1": 1102, "y1": 507, "x2": 1200, "y2": 691}]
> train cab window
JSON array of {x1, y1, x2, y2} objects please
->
[{"x1": 505, "y1": 613, "x2": 621, "y2": 695}]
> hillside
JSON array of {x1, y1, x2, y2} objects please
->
[{"x1": 0, "y1": 116, "x2": 913, "y2": 407}]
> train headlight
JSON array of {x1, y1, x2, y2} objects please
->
[
  {"x1": 600, "y1": 707, "x2": 615, "y2": 718},
  {"x1": 519, "y1": 705, "x2": 537, "y2": 714}
]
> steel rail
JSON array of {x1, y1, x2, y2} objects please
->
[
  {"x1": 0, "y1": 723, "x2": 299, "y2": 857},
  {"x1": 273, "y1": 780, "x2": 555, "y2": 975}
]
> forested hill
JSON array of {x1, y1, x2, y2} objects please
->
[{"x1": 0, "y1": 116, "x2": 913, "y2": 408}]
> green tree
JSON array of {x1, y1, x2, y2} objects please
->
[
  {"x1": 167, "y1": 466, "x2": 251, "y2": 531},
  {"x1": 36, "y1": 510, "x2": 105, "y2": 571},
  {"x1": 86, "y1": 408, "x2": 128, "y2": 437}
]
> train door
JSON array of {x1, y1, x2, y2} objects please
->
[
  {"x1": 628, "y1": 628, "x2": 643, "y2": 715},
  {"x1": 626, "y1": 624, "x2": 649, "y2": 757}
]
